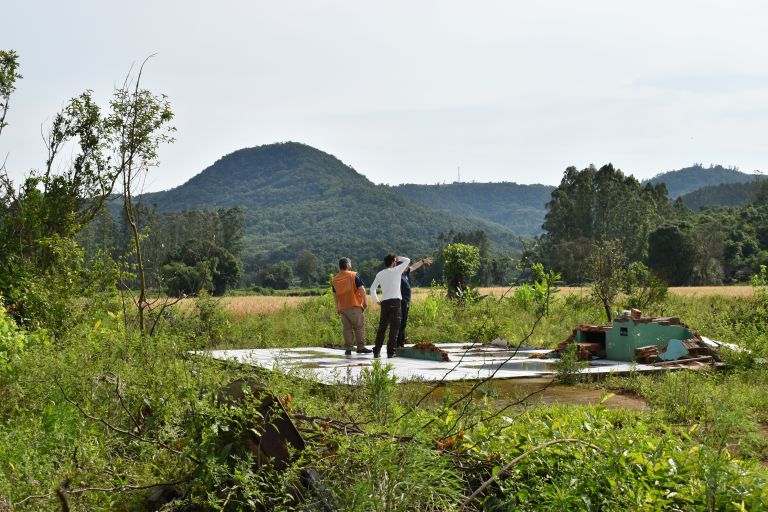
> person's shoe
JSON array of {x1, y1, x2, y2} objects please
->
[
  {"x1": 344, "y1": 349, "x2": 352, "y2": 356},
  {"x1": 373, "y1": 350, "x2": 381, "y2": 359},
  {"x1": 387, "y1": 353, "x2": 396, "y2": 358},
  {"x1": 356, "y1": 348, "x2": 373, "y2": 354}
]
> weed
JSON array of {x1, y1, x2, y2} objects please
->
[{"x1": 555, "y1": 343, "x2": 587, "y2": 385}]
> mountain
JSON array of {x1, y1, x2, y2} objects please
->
[
  {"x1": 139, "y1": 142, "x2": 520, "y2": 263},
  {"x1": 393, "y1": 182, "x2": 554, "y2": 237},
  {"x1": 681, "y1": 177, "x2": 768, "y2": 210},
  {"x1": 645, "y1": 164, "x2": 760, "y2": 198}
]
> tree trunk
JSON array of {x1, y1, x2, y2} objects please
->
[{"x1": 602, "y1": 299, "x2": 612, "y2": 323}]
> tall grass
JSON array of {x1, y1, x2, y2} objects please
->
[{"x1": 2, "y1": 286, "x2": 767, "y2": 510}]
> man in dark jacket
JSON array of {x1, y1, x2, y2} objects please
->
[{"x1": 397, "y1": 257, "x2": 432, "y2": 347}]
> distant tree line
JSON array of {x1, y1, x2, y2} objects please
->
[
  {"x1": 72, "y1": 163, "x2": 768, "y2": 295},
  {"x1": 78, "y1": 205, "x2": 245, "y2": 296},
  {"x1": 539, "y1": 164, "x2": 768, "y2": 286}
]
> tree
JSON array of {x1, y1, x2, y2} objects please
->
[
  {"x1": 258, "y1": 262, "x2": 294, "y2": 290},
  {"x1": 217, "y1": 206, "x2": 245, "y2": 256},
  {"x1": 0, "y1": 51, "x2": 130, "y2": 329},
  {"x1": 161, "y1": 260, "x2": 211, "y2": 297},
  {"x1": 0, "y1": 50, "x2": 21, "y2": 137},
  {"x1": 107, "y1": 59, "x2": 175, "y2": 333},
  {"x1": 621, "y1": 261, "x2": 668, "y2": 310},
  {"x1": 162, "y1": 239, "x2": 242, "y2": 297},
  {"x1": 646, "y1": 223, "x2": 696, "y2": 286},
  {"x1": 1, "y1": 91, "x2": 121, "y2": 271},
  {"x1": 443, "y1": 243, "x2": 480, "y2": 299},
  {"x1": 295, "y1": 249, "x2": 318, "y2": 287},
  {"x1": 542, "y1": 164, "x2": 673, "y2": 282},
  {"x1": 586, "y1": 239, "x2": 627, "y2": 322},
  {"x1": 450, "y1": 230, "x2": 492, "y2": 286}
]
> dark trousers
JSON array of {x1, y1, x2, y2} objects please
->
[
  {"x1": 374, "y1": 299, "x2": 402, "y2": 356},
  {"x1": 396, "y1": 299, "x2": 410, "y2": 347}
]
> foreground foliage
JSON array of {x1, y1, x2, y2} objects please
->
[{"x1": 1, "y1": 283, "x2": 767, "y2": 510}]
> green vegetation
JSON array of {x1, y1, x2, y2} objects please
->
[
  {"x1": 2, "y1": 279, "x2": 768, "y2": 510},
  {"x1": 646, "y1": 164, "x2": 761, "y2": 198},
  {"x1": 162, "y1": 238, "x2": 242, "y2": 296},
  {"x1": 394, "y1": 182, "x2": 554, "y2": 237},
  {"x1": 541, "y1": 164, "x2": 768, "y2": 286},
  {"x1": 139, "y1": 142, "x2": 520, "y2": 265},
  {"x1": 682, "y1": 178, "x2": 768, "y2": 210},
  {"x1": 443, "y1": 243, "x2": 481, "y2": 299},
  {"x1": 3, "y1": 48, "x2": 768, "y2": 511}
]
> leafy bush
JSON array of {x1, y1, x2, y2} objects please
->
[
  {"x1": 443, "y1": 243, "x2": 480, "y2": 299},
  {"x1": 555, "y1": 343, "x2": 587, "y2": 384}
]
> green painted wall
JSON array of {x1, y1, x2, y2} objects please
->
[{"x1": 604, "y1": 320, "x2": 693, "y2": 361}]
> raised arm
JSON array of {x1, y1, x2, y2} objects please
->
[
  {"x1": 409, "y1": 257, "x2": 433, "y2": 272},
  {"x1": 394, "y1": 256, "x2": 410, "y2": 275},
  {"x1": 370, "y1": 274, "x2": 380, "y2": 304}
]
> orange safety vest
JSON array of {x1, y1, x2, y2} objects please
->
[{"x1": 332, "y1": 270, "x2": 365, "y2": 311}]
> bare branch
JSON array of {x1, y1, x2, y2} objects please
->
[
  {"x1": 13, "y1": 478, "x2": 189, "y2": 508},
  {"x1": 105, "y1": 372, "x2": 141, "y2": 432},
  {"x1": 54, "y1": 379, "x2": 199, "y2": 464},
  {"x1": 419, "y1": 310, "x2": 547, "y2": 432}
]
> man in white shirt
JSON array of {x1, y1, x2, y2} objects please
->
[{"x1": 370, "y1": 253, "x2": 410, "y2": 358}]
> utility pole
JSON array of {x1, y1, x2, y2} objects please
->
[{"x1": 457, "y1": 166, "x2": 461, "y2": 183}]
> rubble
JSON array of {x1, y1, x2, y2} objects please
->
[
  {"x1": 218, "y1": 378, "x2": 305, "y2": 469},
  {"x1": 197, "y1": 310, "x2": 745, "y2": 384},
  {"x1": 397, "y1": 343, "x2": 451, "y2": 362},
  {"x1": 555, "y1": 309, "x2": 734, "y2": 368}
]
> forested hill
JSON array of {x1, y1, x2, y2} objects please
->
[
  {"x1": 140, "y1": 142, "x2": 519, "y2": 263},
  {"x1": 646, "y1": 164, "x2": 760, "y2": 198},
  {"x1": 393, "y1": 182, "x2": 554, "y2": 236},
  {"x1": 681, "y1": 177, "x2": 768, "y2": 210}
]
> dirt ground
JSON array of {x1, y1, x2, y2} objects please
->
[{"x1": 426, "y1": 378, "x2": 649, "y2": 412}]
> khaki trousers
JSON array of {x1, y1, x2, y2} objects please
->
[{"x1": 340, "y1": 307, "x2": 366, "y2": 350}]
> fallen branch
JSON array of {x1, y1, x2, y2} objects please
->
[
  {"x1": 460, "y1": 438, "x2": 603, "y2": 509},
  {"x1": 13, "y1": 478, "x2": 189, "y2": 508},
  {"x1": 292, "y1": 413, "x2": 364, "y2": 435},
  {"x1": 55, "y1": 379, "x2": 199, "y2": 464}
]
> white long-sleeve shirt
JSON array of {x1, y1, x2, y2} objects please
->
[{"x1": 370, "y1": 257, "x2": 410, "y2": 303}]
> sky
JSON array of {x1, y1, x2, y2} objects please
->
[{"x1": 3, "y1": 0, "x2": 768, "y2": 192}]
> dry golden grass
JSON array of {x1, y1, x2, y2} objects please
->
[
  {"x1": 176, "y1": 296, "x2": 314, "y2": 319},
  {"x1": 207, "y1": 285, "x2": 754, "y2": 318},
  {"x1": 222, "y1": 296, "x2": 313, "y2": 319}
]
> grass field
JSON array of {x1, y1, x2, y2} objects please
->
[
  {"x1": 4, "y1": 282, "x2": 768, "y2": 510},
  {"x1": 212, "y1": 286, "x2": 756, "y2": 317}
]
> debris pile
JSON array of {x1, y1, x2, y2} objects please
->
[
  {"x1": 397, "y1": 343, "x2": 451, "y2": 362},
  {"x1": 553, "y1": 309, "x2": 730, "y2": 368}
]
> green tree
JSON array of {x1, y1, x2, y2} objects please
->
[
  {"x1": 621, "y1": 261, "x2": 668, "y2": 310},
  {"x1": 542, "y1": 164, "x2": 673, "y2": 282},
  {"x1": 295, "y1": 249, "x2": 318, "y2": 287},
  {"x1": 217, "y1": 206, "x2": 245, "y2": 256},
  {"x1": 258, "y1": 262, "x2": 294, "y2": 290},
  {"x1": 162, "y1": 239, "x2": 242, "y2": 296},
  {"x1": 443, "y1": 243, "x2": 480, "y2": 299},
  {"x1": 646, "y1": 223, "x2": 696, "y2": 286},
  {"x1": 0, "y1": 49, "x2": 21, "y2": 136},
  {"x1": 108, "y1": 59, "x2": 175, "y2": 333},
  {"x1": 586, "y1": 239, "x2": 627, "y2": 322},
  {"x1": 161, "y1": 260, "x2": 211, "y2": 297}
]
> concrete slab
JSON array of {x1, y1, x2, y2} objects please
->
[{"x1": 197, "y1": 343, "x2": 662, "y2": 385}]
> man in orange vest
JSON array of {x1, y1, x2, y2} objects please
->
[{"x1": 332, "y1": 257, "x2": 372, "y2": 356}]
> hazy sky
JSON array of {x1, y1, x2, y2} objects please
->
[{"x1": 3, "y1": 1, "x2": 768, "y2": 191}]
